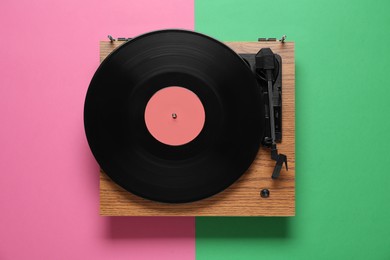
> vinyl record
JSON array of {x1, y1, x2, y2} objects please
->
[{"x1": 84, "y1": 29, "x2": 264, "y2": 203}]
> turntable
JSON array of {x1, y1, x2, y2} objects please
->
[{"x1": 84, "y1": 30, "x2": 295, "y2": 216}]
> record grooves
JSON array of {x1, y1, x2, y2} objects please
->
[{"x1": 84, "y1": 30, "x2": 264, "y2": 203}]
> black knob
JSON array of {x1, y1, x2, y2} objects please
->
[{"x1": 260, "y1": 189, "x2": 270, "y2": 198}]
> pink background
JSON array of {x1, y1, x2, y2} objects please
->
[{"x1": 0, "y1": 0, "x2": 195, "y2": 259}]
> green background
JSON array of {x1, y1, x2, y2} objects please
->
[{"x1": 195, "y1": 0, "x2": 390, "y2": 259}]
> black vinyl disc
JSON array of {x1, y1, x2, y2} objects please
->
[{"x1": 84, "y1": 29, "x2": 264, "y2": 203}]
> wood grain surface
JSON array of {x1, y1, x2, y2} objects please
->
[{"x1": 98, "y1": 40, "x2": 295, "y2": 216}]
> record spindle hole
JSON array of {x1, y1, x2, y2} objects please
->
[{"x1": 144, "y1": 86, "x2": 205, "y2": 146}]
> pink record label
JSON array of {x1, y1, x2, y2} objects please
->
[{"x1": 144, "y1": 86, "x2": 205, "y2": 146}]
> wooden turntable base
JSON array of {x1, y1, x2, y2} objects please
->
[{"x1": 99, "y1": 40, "x2": 295, "y2": 216}]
